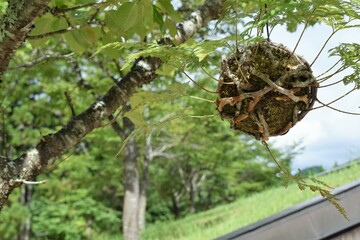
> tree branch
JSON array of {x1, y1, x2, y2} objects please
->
[
  {"x1": 6, "y1": 53, "x2": 74, "y2": 70},
  {"x1": 48, "y1": 1, "x2": 108, "y2": 14},
  {"x1": 27, "y1": 24, "x2": 86, "y2": 40},
  {"x1": 0, "y1": 0, "x2": 51, "y2": 79},
  {"x1": 0, "y1": 0, "x2": 225, "y2": 210}
]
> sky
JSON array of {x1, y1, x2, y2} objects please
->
[{"x1": 268, "y1": 23, "x2": 360, "y2": 170}]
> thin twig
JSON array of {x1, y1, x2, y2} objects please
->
[
  {"x1": 201, "y1": 66, "x2": 234, "y2": 85},
  {"x1": 189, "y1": 115, "x2": 215, "y2": 118},
  {"x1": 315, "y1": 59, "x2": 342, "y2": 79},
  {"x1": 28, "y1": 25, "x2": 84, "y2": 39},
  {"x1": 64, "y1": 91, "x2": 76, "y2": 117},
  {"x1": 189, "y1": 95, "x2": 214, "y2": 103},
  {"x1": 311, "y1": 87, "x2": 357, "y2": 110},
  {"x1": 113, "y1": 59, "x2": 124, "y2": 78},
  {"x1": 318, "y1": 59, "x2": 359, "y2": 83},
  {"x1": 182, "y1": 71, "x2": 218, "y2": 94},
  {"x1": 264, "y1": 4, "x2": 270, "y2": 41},
  {"x1": 318, "y1": 78, "x2": 344, "y2": 88},
  {"x1": 235, "y1": 0, "x2": 239, "y2": 48},
  {"x1": 314, "y1": 95, "x2": 360, "y2": 115},
  {"x1": 291, "y1": 7, "x2": 317, "y2": 56},
  {"x1": 200, "y1": 67, "x2": 219, "y2": 82},
  {"x1": 61, "y1": 12, "x2": 73, "y2": 27},
  {"x1": 50, "y1": 1, "x2": 108, "y2": 14},
  {"x1": 100, "y1": 107, "x2": 124, "y2": 128},
  {"x1": 0, "y1": 98, "x2": 6, "y2": 157},
  {"x1": 311, "y1": 29, "x2": 338, "y2": 67},
  {"x1": 7, "y1": 53, "x2": 73, "y2": 70},
  {"x1": 92, "y1": 58, "x2": 118, "y2": 84},
  {"x1": 317, "y1": 65, "x2": 348, "y2": 83},
  {"x1": 89, "y1": 6, "x2": 101, "y2": 22},
  {"x1": 14, "y1": 179, "x2": 47, "y2": 185},
  {"x1": 262, "y1": 141, "x2": 288, "y2": 174},
  {"x1": 43, "y1": 151, "x2": 75, "y2": 174}
]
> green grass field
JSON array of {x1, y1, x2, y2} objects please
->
[{"x1": 142, "y1": 161, "x2": 360, "y2": 240}]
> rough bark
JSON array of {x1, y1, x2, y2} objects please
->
[
  {"x1": 0, "y1": 0, "x2": 225, "y2": 210},
  {"x1": 0, "y1": 0, "x2": 50, "y2": 78}
]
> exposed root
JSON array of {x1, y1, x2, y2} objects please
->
[
  {"x1": 252, "y1": 69, "x2": 309, "y2": 104},
  {"x1": 257, "y1": 110, "x2": 270, "y2": 141},
  {"x1": 216, "y1": 86, "x2": 272, "y2": 112}
]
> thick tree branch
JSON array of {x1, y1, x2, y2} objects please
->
[
  {"x1": 0, "y1": 0, "x2": 50, "y2": 79},
  {"x1": 0, "y1": 0, "x2": 225, "y2": 210}
]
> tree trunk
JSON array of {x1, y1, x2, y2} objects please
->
[
  {"x1": 171, "y1": 191, "x2": 183, "y2": 219},
  {"x1": 138, "y1": 155, "x2": 150, "y2": 231},
  {"x1": 122, "y1": 119, "x2": 140, "y2": 240},
  {"x1": 189, "y1": 176, "x2": 196, "y2": 213},
  {"x1": 20, "y1": 184, "x2": 32, "y2": 240}
]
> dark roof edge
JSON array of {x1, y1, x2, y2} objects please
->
[
  {"x1": 321, "y1": 222, "x2": 360, "y2": 239},
  {"x1": 216, "y1": 178, "x2": 360, "y2": 240}
]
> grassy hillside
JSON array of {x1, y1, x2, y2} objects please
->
[{"x1": 142, "y1": 161, "x2": 360, "y2": 240}]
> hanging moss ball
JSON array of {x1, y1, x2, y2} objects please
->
[{"x1": 215, "y1": 41, "x2": 318, "y2": 141}]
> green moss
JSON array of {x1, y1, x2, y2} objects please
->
[{"x1": 0, "y1": 0, "x2": 25, "y2": 43}]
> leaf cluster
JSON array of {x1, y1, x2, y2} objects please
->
[
  {"x1": 281, "y1": 168, "x2": 349, "y2": 220},
  {"x1": 330, "y1": 43, "x2": 360, "y2": 88}
]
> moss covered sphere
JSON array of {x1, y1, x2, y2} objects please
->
[{"x1": 216, "y1": 41, "x2": 318, "y2": 141}]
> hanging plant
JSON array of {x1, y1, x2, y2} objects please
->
[{"x1": 215, "y1": 41, "x2": 318, "y2": 141}]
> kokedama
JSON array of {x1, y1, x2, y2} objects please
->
[{"x1": 216, "y1": 41, "x2": 318, "y2": 141}]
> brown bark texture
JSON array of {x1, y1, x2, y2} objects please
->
[
  {"x1": 0, "y1": 0, "x2": 50, "y2": 78},
  {"x1": 0, "y1": 0, "x2": 225, "y2": 210}
]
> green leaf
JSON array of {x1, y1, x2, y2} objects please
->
[
  {"x1": 311, "y1": 177, "x2": 334, "y2": 189},
  {"x1": 105, "y1": 1, "x2": 155, "y2": 39},
  {"x1": 153, "y1": 6, "x2": 165, "y2": 30},
  {"x1": 105, "y1": 10, "x2": 123, "y2": 32},
  {"x1": 92, "y1": 41, "x2": 148, "y2": 58},
  {"x1": 297, "y1": 183, "x2": 305, "y2": 191},
  {"x1": 29, "y1": 13, "x2": 67, "y2": 48},
  {"x1": 164, "y1": 18, "x2": 178, "y2": 37},
  {"x1": 156, "y1": 63, "x2": 176, "y2": 76},
  {"x1": 80, "y1": 26, "x2": 101, "y2": 46},
  {"x1": 30, "y1": 13, "x2": 67, "y2": 36},
  {"x1": 138, "y1": 0, "x2": 154, "y2": 27},
  {"x1": 157, "y1": 0, "x2": 182, "y2": 22},
  {"x1": 329, "y1": 43, "x2": 360, "y2": 88},
  {"x1": 193, "y1": 39, "x2": 227, "y2": 61},
  {"x1": 64, "y1": 30, "x2": 87, "y2": 55},
  {"x1": 167, "y1": 82, "x2": 189, "y2": 96},
  {"x1": 124, "y1": 105, "x2": 147, "y2": 128},
  {"x1": 104, "y1": 2, "x2": 139, "y2": 38},
  {"x1": 116, "y1": 2, "x2": 139, "y2": 32}
]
